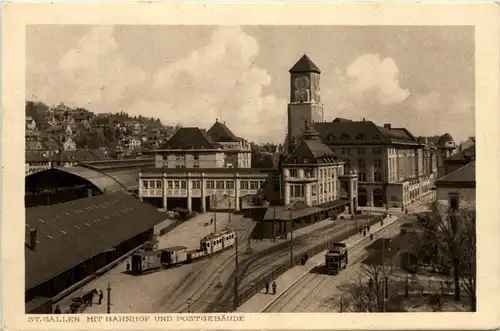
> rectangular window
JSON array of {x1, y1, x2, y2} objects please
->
[
  {"x1": 192, "y1": 180, "x2": 201, "y2": 189},
  {"x1": 168, "y1": 181, "x2": 173, "y2": 189},
  {"x1": 373, "y1": 148, "x2": 382, "y2": 155},
  {"x1": 373, "y1": 159, "x2": 382, "y2": 168},
  {"x1": 142, "y1": 180, "x2": 149, "y2": 189},
  {"x1": 226, "y1": 181, "x2": 235, "y2": 189},
  {"x1": 216, "y1": 181, "x2": 225, "y2": 189},
  {"x1": 259, "y1": 180, "x2": 265, "y2": 188},
  {"x1": 193, "y1": 154, "x2": 199, "y2": 160},
  {"x1": 155, "y1": 180, "x2": 162, "y2": 189},
  {"x1": 312, "y1": 184, "x2": 317, "y2": 196},
  {"x1": 358, "y1": 159, "x2": 365, "y2": 170},
  {"x1": 175, "y1": 154, "x2": 185, "y2": 161},
  {"x1": 174, "y1": 181, "x2": 180, "y2": 189},
  {"x1": 206, "y1": 180, "x2": 215, "y2": 189},
  {"x1": 240, "y1": 181, "x2": 249, "y2": 189},
  {"x1": 449, "y1": 193, "x2": 460, "y2": 210},
  {"x1": 250, "y1": 180, "x2": 259, "y2": 190},
  {"x1": 289, "y1": 169, "x2": 298, "y2": 178}
]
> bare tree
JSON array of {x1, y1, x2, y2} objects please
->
[
  {"x1": 346, "y1": 261, "x2": 394, "y2": 312},
  {"x1": 416, "y1": 203, "x2": 476, "y2": 307}
]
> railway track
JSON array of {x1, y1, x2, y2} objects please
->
[
  {"x1": 178, "y1": 220, "x2": 351, "y2": 313},
  {"x1": 262, "y1": 214, "x2": 414, "y2": 312},
  {"x1": 205, "y1": 221, "x2": 362, "y2": 312}
]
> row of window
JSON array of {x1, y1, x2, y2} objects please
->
[
  {"x1": 337, "y1": 147, "x2": 383, "y2": 155},
  {"x1": 356, "y1": 172, "x2": 383, "y2": 182},
  {"x1": 142, "y1": 179, "x2": 265, "y2": 190},
  {"x1": 288, "y1": 167, "x2": 343, "y2": 179},
  {"x1": 326, "y1": 133, "x2": 382, "y2": 141}
]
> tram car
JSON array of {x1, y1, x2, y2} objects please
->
[
  {"x1": 130, "y1": 229, "x2": 237, "y2": 275},
  {"x1": 131, "y1": 250, "x2": 163, "y2": 274},
  {"x1": 200, "y1": 229, "x2": 236, "y2": 255},
  {"x1": 325, "y1": 242, "x2": 348, "y2": 275}
]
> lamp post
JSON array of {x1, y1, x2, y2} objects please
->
[{"x1": 285, "y1": 201, "x2": 299, "y2": 268}]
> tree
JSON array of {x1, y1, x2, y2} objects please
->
[
  {"x1": 346, "y1": 262, "x2": 394, "y2": 312},
  {"x1": 416, "y1": 203, "x2": 476, "y2": 308}
]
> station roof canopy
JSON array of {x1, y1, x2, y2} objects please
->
[
  {"x1": 25, "y1": 164, "x2": 142, "y2": 194},
  {"x1": 25, "y1": 192, "x2": 165, "y2": 291},
  {"x1": 263, "y1": 199, "x2": 350, "y2": 221}
]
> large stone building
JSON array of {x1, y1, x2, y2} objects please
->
[
  {"x1": 149, "y1": 119, "x2": 251, "y2": 169},
  {"x1": 281, "y1": 120, "x2": 358, "y2": 213},
  {"x1": 286, "y1": 54, "x2": 438, "y2": 208}
]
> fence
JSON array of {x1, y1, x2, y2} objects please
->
[{"x1": 235, "y1": 214, "x2": 387, "y2": 308}]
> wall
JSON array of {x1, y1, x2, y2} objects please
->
[{"x1": 436, "y1": 187, "x2": 475, "y2": 209}]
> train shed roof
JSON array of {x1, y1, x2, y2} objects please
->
[{"x1": 25, "y1": 192, "x2": 164, "y2": 291}]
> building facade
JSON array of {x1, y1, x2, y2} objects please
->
[
  {"x1": 148, "y1": 120, "x2": 251, "y2": 170},
  {"x1": 435, "y1": 162, "x2": 475, "y2": 210},
  {"x1": 139, "y1": 168, "x2": 271, "y2": 212},
  {"x1": 281, "y1": 121, "x2": 358, "y2": 213},
  {"x1": 286, "y1": 54, "x2": 437, "y2": 208}
]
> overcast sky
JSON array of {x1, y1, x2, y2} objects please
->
[{"x1": 27, "y1": 25, "x2": 474, "y2": 144}]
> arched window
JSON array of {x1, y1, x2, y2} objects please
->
[
  {"x1": 340, "y1": 134, "x2": 351, "y2": 140},
  {"x1": 355, "y1": 133, "x2": 367, "y2": 140}
]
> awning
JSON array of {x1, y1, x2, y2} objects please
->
[{"x1": 317, "y1": 199, "x2": 350, "y2": 211}]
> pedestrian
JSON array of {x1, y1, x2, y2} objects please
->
[
  {"x1": 265, "y1": 282, "x2": 270, "y2": 294},
  {"x1": 359, "y1": 227, "x2": 363, "y2": 235},
  {"x1": 272, "y1": 281, "x2": 277, "y2": 295},
  {"x1": 304, "y1": 253, "x2": 308, "y2": 262},
  {"x1": 126, "y1": 262, "x2": 130, "y2": 272},
  {"x1": 98, "y1": 290, "x2": 103, "y2": 305},
  {"x1": 210, "y1": 218, "x2": 213, "y2": 225},
  {"x1": 53, "y1": 305, "x2": 61, "y2": 314},
  {"x1": 367, "y1": 225, "x2": 371, "y2": 233}
]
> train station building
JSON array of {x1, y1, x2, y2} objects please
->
[{"x1": 25, "y1": 192, "x2": 165, "y2": 311}]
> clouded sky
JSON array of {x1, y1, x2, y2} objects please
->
[{"x1": 27, "y1": 25, "x2": 474, "y2": 144}]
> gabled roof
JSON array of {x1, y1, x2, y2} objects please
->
[
  {"x1": 25, "y1": 192, "x2": 164, "y2": 290},
  {"x1": 289, "y1": 54, "x2": 321, "y2": 74},
  {"x1": 285, "y1": 121, "x2": 338, "y2": 164},
  {"x1": 314, "y1": 118, "x2": 418, "y2": 145},
  {"x1": 164, "y1": 127, "x2": 218, "y2": 149},
  {"x1": 449, "y1": 144, "x2": 475, "y2": 162},
  {"x1": 207, "y1": 120, "x2": 239, "y2": 143},
  {"x1": 436, "y1": 161, "x2": 475, "y2": 184}
]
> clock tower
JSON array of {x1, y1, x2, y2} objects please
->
[{"x1": 287, "y1": 54, "x2": 324, "y2": 153}]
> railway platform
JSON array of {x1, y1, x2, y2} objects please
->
[{"x1": 237, "y1": 214, "x2": 399, "y2": 312}]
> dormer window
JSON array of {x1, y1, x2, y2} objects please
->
[
  {"x1": 355, "y1": 133, "x2": 367, "y2": 140},
  {"x1": 340, "y1": 134, "x2": 350, "y2": 140},
  {"x1": 303, "y1": 158, "x2": 309, "y2": 164}
]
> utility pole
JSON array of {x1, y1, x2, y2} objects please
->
[
  {"x1": 233, "y1": 235, "x2": 239, "y2": 311},
  {"x1": 289, "y1": 208, "x2": 294, "y2": 268},
  {"x1": 106, "y1": 282, "x2": 111, "y2": 314},
  {"x1": 213, "y1": 196, "x2": 217, "y2": 233}
]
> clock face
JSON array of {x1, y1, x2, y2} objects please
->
[{"x1": 294, "y1": 76, "x2": 310, "y2": 90}]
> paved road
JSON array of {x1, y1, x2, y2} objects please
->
[
  {"x1": 56, "y1": 212, "x2": 249, "y2": 314},
  {"x1": 264, "y1": 203, "x2": 431, "y2": 313}
]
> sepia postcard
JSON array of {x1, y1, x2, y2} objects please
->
[{"x1": 2, "y1": 2, "x2": 500, "y2": 331}]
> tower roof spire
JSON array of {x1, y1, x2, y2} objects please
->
[{"x1": 289, "y1": 54, "x2": 321, "y2": 74}]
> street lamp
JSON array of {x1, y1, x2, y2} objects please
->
[{"x1": 285, "y1": 200, "x2": 300, "y2": 268}]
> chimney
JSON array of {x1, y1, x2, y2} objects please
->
[
  {"x1": 384, "y1": 123, "x2": 392, "y2": 129},
  {"x1": 29, "y1": 228, "x2": 37, "y2": 251}
]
